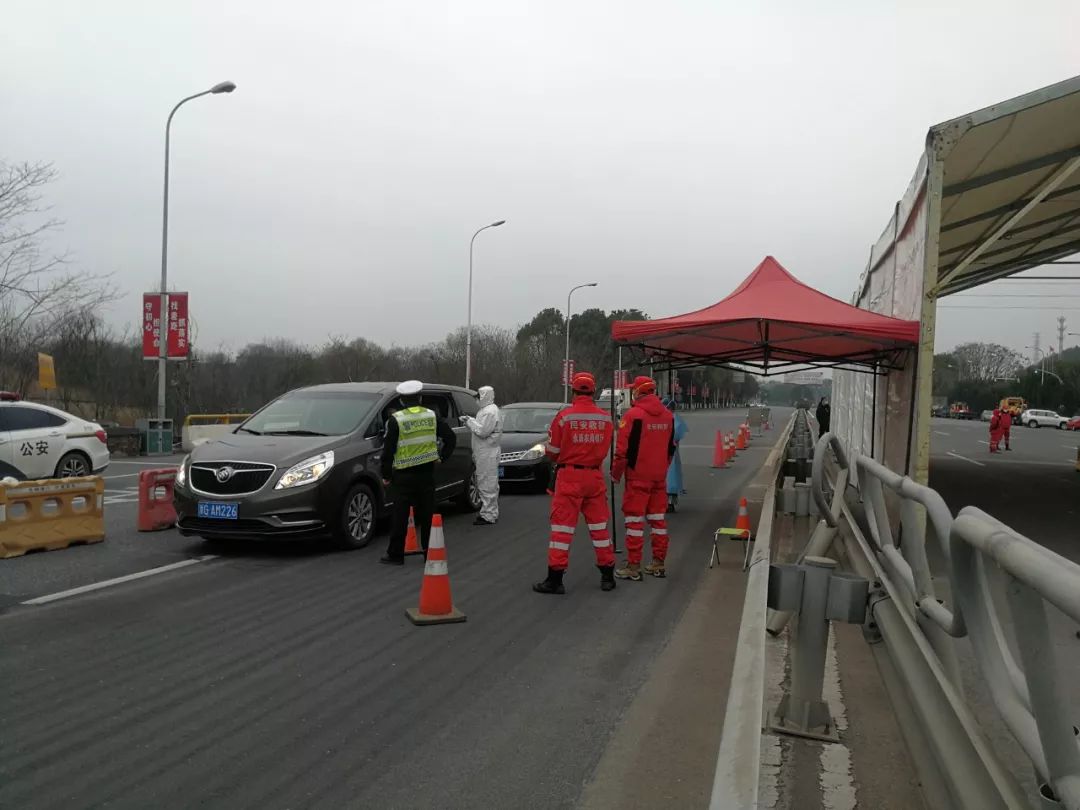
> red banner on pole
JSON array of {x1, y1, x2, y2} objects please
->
[
  {"x1": 614, "y1": 369, "x2": 630, "y2": 389},
  {"x1": 561, "y1": 359, "x2": 575, "y2": 385},
  {"x1": 166, "y1": 292, "x2": 190, "y2": 358},
  {"x1": 142, "y1": 293, "x2": 162, "y2": 359}
]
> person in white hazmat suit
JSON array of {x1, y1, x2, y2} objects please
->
[{"x1": 460, "y1": 385, "x2": 502, "y2": 525}]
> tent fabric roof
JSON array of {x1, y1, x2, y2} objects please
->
[
  {"x1": 930, "y1": 74, "x2": 1080, "y2": 297},
  {"x1": 611, "y1": 256, "x2": 919, "y2": 374}
]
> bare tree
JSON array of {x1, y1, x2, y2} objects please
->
[{"x1": 0, "y1": 160, "x2": 116, "y2": 391}]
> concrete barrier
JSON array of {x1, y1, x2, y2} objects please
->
[
  {"x1": 181, "y1": 414, "x2": 251, "y2": 452},
  {"x1": 0, "y1": 477, "x2": 105, "y2": 558}
]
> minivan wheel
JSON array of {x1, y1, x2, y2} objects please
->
[
  {"x1": 336, "y1": 482, "x2": 377, "y2": 549},
  {"x1": 456, "y1": 467, "x2": 482, "y2": 512},
  {"x1": 1029, "y1": 420, "x2": 1039, "y2": 429}
]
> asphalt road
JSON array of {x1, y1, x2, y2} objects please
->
[
  {"x1": 0, "y1": 408, "x2": 789, "y2": 810},
  {"x1": 927, "y1": 415, "x2": 1080, "y2": 800}
]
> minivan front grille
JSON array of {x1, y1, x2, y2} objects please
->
[{"x1": 190, "y1": 461, "x2": 275, "y2": 495}]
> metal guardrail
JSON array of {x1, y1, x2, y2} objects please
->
[
  {"x1": 815, "y1": 432, "x2": 1080, "y2": 809},
  {"x1": 709, "y1": 410, "x2": 799, "y2": 810}
]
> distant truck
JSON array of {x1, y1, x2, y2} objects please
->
[
  {"x1": 949, "y1": 402, "x2": 974, "y2": 419},
  {"x1": 998, "y1": 397, "x2": 1027, "y2": 425}
]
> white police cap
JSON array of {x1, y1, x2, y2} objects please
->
[{"x1": 396, "y1": 380, "x2": 423, "y2": 396}]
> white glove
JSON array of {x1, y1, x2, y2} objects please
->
[{"x1": 459, "y1": 415, "x2": 470, "y2": 425}]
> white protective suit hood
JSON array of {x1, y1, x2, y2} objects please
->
[{"x1": 465, "y1": 386, "x2": 501, "y2": 522}]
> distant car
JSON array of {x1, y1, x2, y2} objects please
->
[
  {"x1": 497, "y1": 402, "x2": 564, "y2": 491},
  {"x1": 0, "y1": 400, "x2": 110, "y2": 479},
  {"x1": 1020, "y1": 409, "x2": 1069, "y2": 429},
  {"x1": 1066, "y1": 416, "x2": 1080, "y2": 431},
  {"x1": 980, "y1": 410, "x2": 994, "y2": 422}
]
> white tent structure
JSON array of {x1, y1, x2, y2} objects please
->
[{"x1": 833, "y1": 75, "x2": 1080, "y2": 481}]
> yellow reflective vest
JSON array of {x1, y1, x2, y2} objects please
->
[{"x1": 392, "y1": 407, "x2": 439, "y2": 470}]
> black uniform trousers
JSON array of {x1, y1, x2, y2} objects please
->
[{"x1": 385, "y1": 463, "x2": 436, "y2": 559}]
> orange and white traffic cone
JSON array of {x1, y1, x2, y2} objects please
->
[
  {"x1": 711, "y1": 429, "x2": 726, "y2": 468},
  {"x1": 406, "y1": 514, "x2": 466, "y2": 626},
  {"x1": 725, "y1": 434, "x2": 735, "y2": 463},
  {"x1": 403, "y1": 507, "x2": 423, "y2": 555},
  {"x1": 736, "y1": 426, "x2": 747, "y2": 451},
  {"x1": 735, "y1": 497, "x2": 752, "y2": 540}
]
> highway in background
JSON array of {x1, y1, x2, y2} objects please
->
[
  {"x1": 0, "y1": 409, "x2": 788, "y2": 810},
  {"x1": 928, "y1": 415, "x2": 1080, "y2": 799}
]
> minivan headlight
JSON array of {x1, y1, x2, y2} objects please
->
[
  {"x1": 275, "y1": 451, "x2": 335, "y2": 490},
  {"x1": 176, "y1": 455, "x2": 189, "y2": 487},
  {"x1": 521, "y1": 443, "x2": 545, "y2": 461}
]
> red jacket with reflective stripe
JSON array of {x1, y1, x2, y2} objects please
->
[
  {"x1": 612, "y1": 393, "x2": 675, "y2": 482},
  {"x1": 546, "y1": 396, "x2": 614, "y2": 468}
]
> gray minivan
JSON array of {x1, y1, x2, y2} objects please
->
[{"x1": 173, "y1": 382, "x2": 481, "y2": 548}]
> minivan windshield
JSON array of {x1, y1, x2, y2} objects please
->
[
  {"x1": 241, "y1": 391, "x2": 382, "y2": 436},
  {"x1": 501, "y1": 407, "x2": 560, "y2": 433}
]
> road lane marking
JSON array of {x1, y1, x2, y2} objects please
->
[
  {"x1": 946, "y1": 451, "x2": 986, "y2": 467},
  {"x1": 934, "y1": 431, "x2": 951, "y2": 436},
  {"x1": 108, "y1": 460, "x2": 181, "y2": 466},
  {"x1": 977, "y1": 440, "x2": 989, "y2": 445},
  {"x1": 104, "y1": 472, "x2": 141, "y2": 480},
  {"x1": 21, "y1": 556, "x2": 218, "y2": 606}
]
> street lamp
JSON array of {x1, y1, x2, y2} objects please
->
[
  {"x1": 464, "y1": 219, "x2": 506, "y2": 390},
  {"x1": 157, "y1": 80, "x2": 236, "y2": 421},
  {"x1": 1034, "y1": 368, "x2": 1064, "y2": 384},
  {"x1": 564, "y1": 282, "x2": 598, "y2": 402}
]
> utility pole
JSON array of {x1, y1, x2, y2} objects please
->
[{"x1": 1058, "y1": 316, "x2": 1066, "y2": 354}]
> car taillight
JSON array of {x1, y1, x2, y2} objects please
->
[{"x1": 95, "y1": 430, "x2": 108, "y2": 444}]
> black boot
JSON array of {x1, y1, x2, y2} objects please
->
[
  {"x1": 599, "y1": 565, "x2": 616, "y2": 592},
  {"x1": 533, "y1": 567, "x2": 566, "y2": 595}
]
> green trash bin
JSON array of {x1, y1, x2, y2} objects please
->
[{"x1": 136, "y1": 418, "x2": 174, "y2": 456}]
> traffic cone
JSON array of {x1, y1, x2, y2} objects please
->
[
  {"x1": 403, "y1": 507, "x2": 423, "y2": 555},
  {"x1": 735, "y1": 497, "x2": 752, "y2": 539},
  {"x1": 711, "y1": 429, "x2": 726, "y2": 468},
  {"x1": 406, "y1": 514, "x2": 466, "y2": 625},
  {"x1": 736, "y1": 426, "x2": 747, "y2": 451},
  {"x1": 725, "y1": 433, "x2": 735, "y2": 463}
]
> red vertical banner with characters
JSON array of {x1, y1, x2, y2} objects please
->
[
  {"x1": 142, "y1": 294, "x2": 162, "y2": 359},
  {"x1": 166, "y1": 292, "x2": 190, "y2": 358}
]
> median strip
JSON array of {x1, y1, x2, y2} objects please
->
[{"x1": 21, "y1": 555, "x2": 217, "y2": 606}]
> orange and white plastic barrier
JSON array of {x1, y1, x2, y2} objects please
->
[
  {"x1": 406, "y1": 514, "x2": 466, "y2": 625},
  {"x1": 0, "y1": 477, "x2": 104, "y2": 558},
  {"x1": 137, "y1": 468, "x2": 177, "y2": 532}
]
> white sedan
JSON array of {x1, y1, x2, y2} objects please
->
[{"x1": 0, "y1": 399, "x2": 110, "y2": 479}]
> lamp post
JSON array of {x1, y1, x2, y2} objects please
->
[
  {"x1": 563, "y1": 282, "x2": 598, "y2": 402},
  {"x1": 157, "y1": 80, "x2": 236, "y2": 422},
  {"x1": 465, "y1": 220, "x2": 506, "y2": 390}
]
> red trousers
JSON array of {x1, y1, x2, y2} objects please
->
[
  {"x1": 548, "y1": 468, "x2": 614, "y2": 570},
  {"x1": 990, "y1": 427, "x2": 1004, "y2": 451},
  {"x1": 622, "y1": 477, "x2": 669, "y2": 565}
]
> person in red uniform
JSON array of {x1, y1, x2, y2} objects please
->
[
  {"x1": 1001, "y1": 407, "x2": 1012, "y2": 451},
  {"x1": 533, "y1": 371, "x2": 617, "y2": 595},
  {"x1": 612, "y1": 376, "x2": 675, "y2": 580},
  {"x1": 989, "y1": 406, "x2": 1005, "y2": 453}
]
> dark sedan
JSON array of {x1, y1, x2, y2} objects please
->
[{"x1": 497, "y1": 402, "x2": 564, "y2": 490}]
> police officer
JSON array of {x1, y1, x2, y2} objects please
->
[{"x1": 380, "y1": 380, "x2": 457, "y2": 565}]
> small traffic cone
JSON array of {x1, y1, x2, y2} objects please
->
[
  {"x1": 724, "y1": 434, "x2": 735, "y2": 463},
  {"x1": 711, "y1": 429, "x2": 726, "y2": 468},
  {"x1": 735, "y1": 497, "x2": 752, "y2": 539},
  {"x1": 736, "y1": 426, "x2": 747, "y2": 451},
  {"x1": 406, "y1": 514, "x2": 466, "y2": 625},
  {"x1": 403, "y1": 507, "x2": 423, "y2": 555}
]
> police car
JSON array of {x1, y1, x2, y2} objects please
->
[{"x1": 0, "y1": 393, "x2": 110, "y2": 480}]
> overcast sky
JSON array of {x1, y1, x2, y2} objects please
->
[{"x1": 4, "y1": 1, "x2": 1079, "y2": 360}]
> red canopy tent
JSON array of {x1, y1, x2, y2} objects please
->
[{"x1": 611, "y1": 256, "x2": 919, "y2": 374}]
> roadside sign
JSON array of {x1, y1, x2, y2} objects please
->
[
  {"x1": 561, "y1": 359, "x2": 575, "y2": 385},
  {"x1": 38, "y1": 353, "x2": 56, "y2": 390},
  {"x1": 142, "y1": 293, "x2": 162, "y2": 359},
  {"x1": 167, "y1": 292, "x2": 190, "y2": 358}
]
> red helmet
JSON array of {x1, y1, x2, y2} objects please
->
[
  {"x1": 631, "y1": 376, "x2": 656, "y2": 397},
  {"x1": 571, "y1": 371, "x2": 596, "y2": 394}
]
